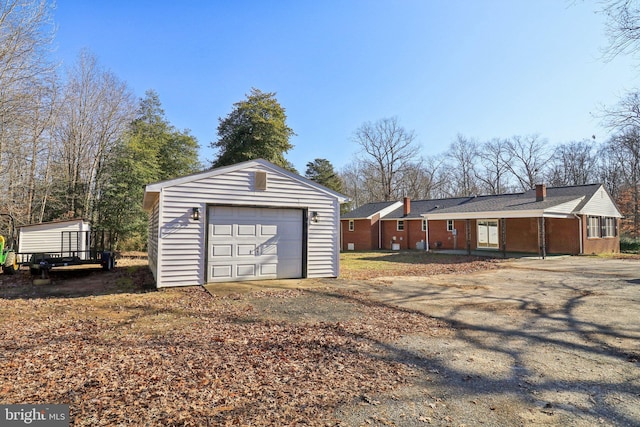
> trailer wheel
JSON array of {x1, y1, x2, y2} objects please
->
[
  {"x1": 3, "y1": 251, "x2": 17, "y2": 275},
  {"x1": 102, "y1": 251, "x2": 114, "y2": 271}
]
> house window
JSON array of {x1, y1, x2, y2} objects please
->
[
  {"x1": 397, "y1": 220, "x2": 404, "y2": 231},
  {"x1": 604, "y1": 217, "x2": 617, "y2": 238},
  {"x1": 348, "y1": 220, "x2": 354, "y2": 232},
  {"x1": 447, "y1": 220, "x2": 454, "y2": 232},
  {"x1": 587, "y1": 216, "x2": 600, "y2": 238},
  {"x1": 422, "y1": 219, "x2": 427, "y2": 232}
]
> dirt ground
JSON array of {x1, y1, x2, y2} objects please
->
[
  {"x1": 207, "y1": 256, "x2": 640, "y2": 426},
  {"x1": 1, "y1": 255, "x2": 638, "y2": 426},
  {"x1": 329, "y1": 256, "x2": 640, "y2": 426}
]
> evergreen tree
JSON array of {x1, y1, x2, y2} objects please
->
[
  {"x1": 211, "y1": 88, "x2": 296, "y2": 171},
  {"x1": 97, "y1": 90, "x2": 201, "y2": 249},
  {"x1": 305, "y1": 158, "x2": 344, "y2": 193}
]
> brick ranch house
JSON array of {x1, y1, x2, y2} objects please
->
[{"x1": 340, "y1": 184, "x2": 622, "y2": 256}]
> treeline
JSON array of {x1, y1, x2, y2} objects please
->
[
  {"x1": 0, "y1": 1, "x2": 200, "y2": 249},
  {"x1": 341, "y1": 125, "x2": 608, "y2": 202},
  {"x1": 4, "y1": 0, "x2": 640, "y2": 250},
  {"x1": 339, "y1": 116, "x2": 640, "y2": 238}
]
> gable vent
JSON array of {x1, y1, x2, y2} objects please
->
[{"x1": 255, "y1": 171, "x2": 267, "y2": 190}]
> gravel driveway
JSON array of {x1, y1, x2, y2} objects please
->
[{"x1": 336, "y1": 256, "x2": 640, "y2": 426}]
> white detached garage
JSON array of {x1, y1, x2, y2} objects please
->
[{"x1": 142, "y1": 159, "x2": 348, "y2": 288}]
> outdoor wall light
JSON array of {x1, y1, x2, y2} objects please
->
[
  {"x1": 192, "y1": 207, "x2": 200, "y2": 221},
  {"x1": 311, "y1": 211, "x2": 319, "y2": 223}
]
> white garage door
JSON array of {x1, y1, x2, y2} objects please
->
[{"x1": 207, "y1": 206, "x2": 303, "y2": 282}]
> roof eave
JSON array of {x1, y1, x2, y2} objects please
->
[
  {"x1": 144, "y1": 159, "x2": 349, "y2": 203},
  {"x1": 143, "y1": 191, "x2": 159, "y2": 211},
  {"x1": 423, "y1": 209, "x2": 547, "y2": 220}
]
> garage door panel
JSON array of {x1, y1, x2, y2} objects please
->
[
  {"x1": 212, "y1": 224, "x2": 232, "y2": 236},
  {"x1": 261, "y1": 225, "x2": 278, "y2": 236},
  {"x1": 238, "y1": 224, "x2": 256, "y2": 236},
  {"x1": 207, "y1": 206, "x2": 302, "y2": 283},
  {"x1": 260, "y1": 264, "x2": 277, "y2": 275},
  {"x1": 236, "y1": 264, "x2": 256, "y2": 277},
  {"x1": 237, "y1": 244, "x2": 256, "y2": 256},
  {"x1": 211, "y1": 265, "x2": 232, "y2": 279},
  {"x1": 261, "y1": 243, "x2": 277, "y2": 255},
  {"x1": 211, "y1": 244, "x2": 232, "y2": 257}
]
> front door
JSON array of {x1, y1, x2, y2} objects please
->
[{"x1": 477, "y1": 219, "x2": 499, "y2": 249}]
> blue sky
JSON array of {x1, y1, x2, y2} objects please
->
[{"x1": 53, "y1": 0, "x2": 637, "y2": 172}]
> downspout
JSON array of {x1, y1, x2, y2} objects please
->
[
  {"x1": 573, "y1": 214, "x2": 583, "y2": 255},
  {"x1": 378, "y1": 219, "x2": 382, "y2": 250},
  {"x1": 424, "y1": 217, "x2": 430, "y2": 251}
]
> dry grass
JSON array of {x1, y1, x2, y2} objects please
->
[
  {"x1": 0, "y1": 272, "x2": 448, "y2": 426},
  {"x1": 340, "y1": 250, "x2": 502, "y2": 280},
  {"x1": 0, "y1": 250, "x2": 499, "y2": 425}
]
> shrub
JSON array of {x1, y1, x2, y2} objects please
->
[{"x1": 620, "y1": 235, "x2": 640, "y2": 253}]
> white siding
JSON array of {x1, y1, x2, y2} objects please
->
[
  {"x1": 148, "y1": 199, "x2": 160, "y2": 282},
  {"x1": 152, "y1": 163, "x2": 341, "y2": 288},
  {"x1": 18, "y1": 220, "x2": 90, "y2": 260},
  {"x1": 579, "y1": 186, "x2": 623, "y2": 218}
]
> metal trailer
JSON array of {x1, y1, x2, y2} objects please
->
[{"x1": 18, "y1": 229, "x2": 115, "y2": 276}]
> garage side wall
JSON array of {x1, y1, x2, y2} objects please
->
[
  {"x1": 147, "y1": 199, "x2": 160, "y2": 283},
  {"x1": 155, "y1": 165, "x2": 340, "y2": 287}
]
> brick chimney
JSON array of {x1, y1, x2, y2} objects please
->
[
  {"x1": 403, "y1": 197, "x2": 411, "y2": 216},
  {"x1": 535, "y1": 184, "x2": 546, "y2": 202}
]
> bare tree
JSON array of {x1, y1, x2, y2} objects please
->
[
  {"x1": 476, "y1": 137, "x2": 512, "y2": 194},
  {"x1": 601, "y1": 90, "x2": 640, "y2": 135},
  {"x1": 603, "y1": 128, "x2": 640, "y2": 236},
  {"x1": 396, "y1": 156, "x2": 446, "y2": 200},
  {"x1": 339, "y1": 161, "x2": 366, "y2": 209},
  {"x1": 503, "y1": 134, "x2": 551, "y2": 191},
  {"x1": 601, "y1": 0, "x2": 640, "y2": 63},
  {"x1": 0, "y1": 0, "x2": 55, "y2": 217},
  {"x1": 23, "y1": 77, "x2": 59, "y2": 223},
  {"x1": 443, "y1": 134, "x2": 480, "y2": 197},
  {"x1": 598, "y1": 143, "x2": 624, "y2": 202},
  {"x1": 353, "y1": 117, "x2": 420, "y2": 201},
  {"x1": 546, "y1": 139, "x2": 599, "y2": 187},
  {"x1": 52, "y1": 50, "x2": 135, "y2": 220}
]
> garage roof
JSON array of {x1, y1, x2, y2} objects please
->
[{"x1": 143, "y1": 158, "x2": 349, "y2": 211}]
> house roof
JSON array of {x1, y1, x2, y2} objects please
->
[
  {"x1": 341, "y1": 201, "x2": 402, "y2": 219},
  {"x1": 341, "y1": 184, "x2": 621, "y2": 222},
  {"x1": 423, "y1": 184, "x2": 611, "y2": 220},
  {"x1": 143, "y1": 159, "x2": 349, "y2": 210},
  {"x1": 382, "y1": 196, "x2": 473, "y2": 219}
]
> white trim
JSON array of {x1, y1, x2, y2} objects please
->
[
  {"x1": 376, "y1": 201, "x2": 403, "y2": 219},
  {"x1": 144, "y1": 159, "x2": 349, "y2": 210},
  {"x1": 477, "y1": 219, "x2": 500, "y2": 249},
  {"x1": 344, "y1": 201, "x2": 403, "y2": 220},
  {"x1": 424, "y1": 209, "x2": 546, "y2": 220},
  {"x1": 424, "y1": 218, "x2": 429, "y2": 251}
]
